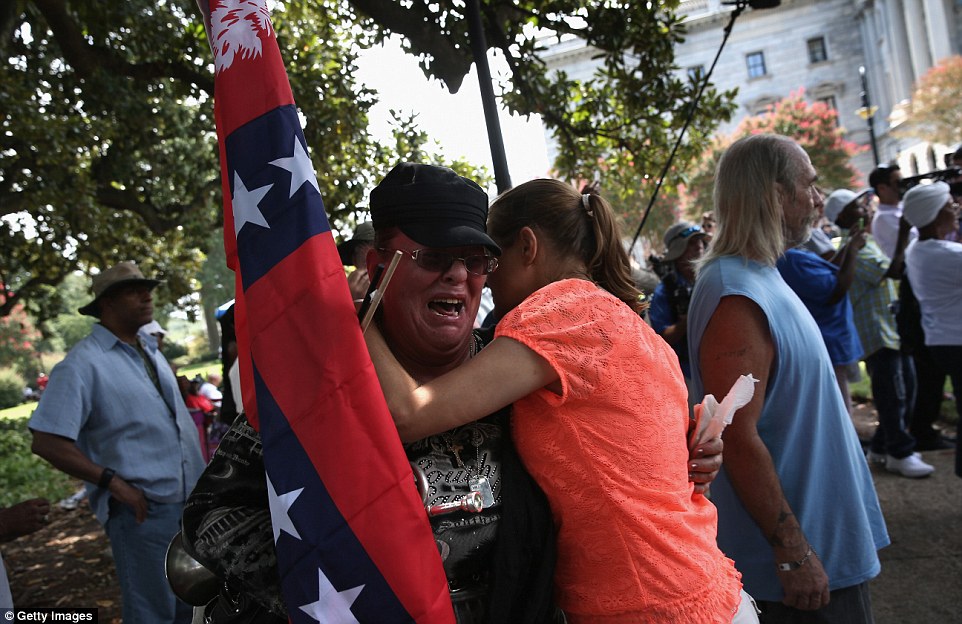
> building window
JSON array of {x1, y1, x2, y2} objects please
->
[
  {"x1": 746, "y1": 52, "x2": 766, "y2": 79},
  {"x1": 817, "y1": 96, "x2": 839, "y2": 127},
  {"x1": 687, "y1": 65, "x2": 705, "y2": 82},
  {"x1": 807, "y1": 37, "x2": 828, "y2": 64},
  {"x1": 749, "y1": 97, "x2": 780, "y2": 116},
  {"x1": 817, "y1": 95, "x2": 837, "y2": 111}
]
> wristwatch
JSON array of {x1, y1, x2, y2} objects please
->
[
  {"x1": 98, "y1": 467, "x2": 116, "y2": 489},
  {"x1": 776, "y1": 545, "x2": 815, "y2": 571}
]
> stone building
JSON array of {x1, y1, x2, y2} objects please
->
[{"x1": 540, "y1": 0, "x2": 961, "y2": 184}]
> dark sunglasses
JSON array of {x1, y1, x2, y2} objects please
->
[{"x1": 387, "y1": 248, "x2": 499, "y2": 276}]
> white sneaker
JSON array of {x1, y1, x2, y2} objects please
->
[
  {"x1": 885, "y1": 452, "x2": 935, "y2": 478},
  {"x1": 866, "y1": 450, "x2": 887, "y2": 465}
]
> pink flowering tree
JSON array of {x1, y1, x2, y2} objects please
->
[
  {"x1": 897, "y1": 55, "x2": 962, "y2": 146},
  {"x1": 0, "y1": 287, "x2": 42, "y2": 379},
  {"x1": 683, "y1": 90, "x2": 866, "y2": 215}
]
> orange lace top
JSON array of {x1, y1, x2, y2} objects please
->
[{"x1": 496, "y1": 279, "x2": 742, "y2": 623}]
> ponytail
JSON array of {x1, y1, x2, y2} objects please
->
[{"x1": 488, "y1": 180, "x2": 643, "y2": 313}]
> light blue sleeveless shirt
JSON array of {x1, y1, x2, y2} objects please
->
[{"x1": 688, "y1": 256, "x2": 889, "y2": 601}]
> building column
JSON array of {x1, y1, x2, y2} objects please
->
[
  {"x1": 923, "y1": 0, "x2": 953, "y2": 61},
  {"x1": 903, "y1": 0, "x2": 933, "y2": 81},
  {"x1": 859, "y1": 3, "x2": 893, "y2": 121},
  {"x1": 881, "y1": 0, "x2": 915, "y2": 100}
]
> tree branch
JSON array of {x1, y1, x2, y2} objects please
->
[
  {"x1": 349, "y1": 0, "x2": 474, "y2": 93},
  {"x1": 31, "y1": 0, "x2": 213, "y2": 93}
]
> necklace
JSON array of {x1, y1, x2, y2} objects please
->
[
  {"x1": 441, "y1": 331, "x2": 494, "y2": 509},
  {"x1": 442, "y1": 430, "x2": 494, "y2": 508}
]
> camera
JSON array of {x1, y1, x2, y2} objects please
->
[
  {"x1": 898, "y1": 166, "x2": 962, "y2": 196},
  {"x1": 648, "y1": 253, "x2": 672, "y2": 280},
  {"x1": 648, "y1": 254, "x2": 693, "y2": 316}
]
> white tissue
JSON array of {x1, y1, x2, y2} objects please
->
[{"x1": 689, "y1": 374, "x2": 759, "y2": 450}]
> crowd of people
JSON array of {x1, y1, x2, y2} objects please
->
[{"x1": 6, "y1": 134, "x2": 958, "y2": 623}]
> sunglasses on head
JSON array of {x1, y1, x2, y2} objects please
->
[
  {"x1": 386, "y1": 248, "x2": 499, "y2": 276},
  {"x1": 669, "y1": 225, "x2": 703, "y2": 244}
]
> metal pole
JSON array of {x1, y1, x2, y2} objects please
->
[
  {"x1": 858, "y1": 65, "x2": 880, "y2": 165},
  {"x1": 465, "y1": 0, "x2": 512, "y2": 193}
]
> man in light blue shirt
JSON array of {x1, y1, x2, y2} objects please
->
[
  {"x1": 29, "y1": 262, "x2": 205, "y2": 624},
  {"x1": 688, "y1": 135, "x2": 889, "y2": 623}
]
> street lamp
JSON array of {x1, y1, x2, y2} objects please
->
[{"x1": 856, "y1": 65, "x2": 880, "y2": 165}]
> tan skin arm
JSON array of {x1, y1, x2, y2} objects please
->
[
  {"x1": 366, "y1": 323, "x2": 723, "y2": 492},
  {"x1": 699, "y1": 295, "x2": 830, "y2": 610},
  {"x1": 366, "y1": 324, "x2": 556, "y2": 442},
  {"x1": 31, "y1": 430, "x2": 148, "y2": 523}
]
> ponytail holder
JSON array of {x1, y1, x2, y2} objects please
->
[{"x1": 582, "y1": 193, "x2": 594, "y2": 218}]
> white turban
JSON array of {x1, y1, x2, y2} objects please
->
[{"x1": 902, "y1": 181, "x2": 952, "y2": 229}]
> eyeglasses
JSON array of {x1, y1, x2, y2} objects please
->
[
  {"x1": 668, "y1": 225, "x2": 703, "y2": 244},
  {"x1": 388, "y1": 248, "x2": 499, "y2": 276}
]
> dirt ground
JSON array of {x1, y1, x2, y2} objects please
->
[
  {"x1": 5, "y1": 496, "x2": 121, "y2": 622},
  {"x1": 3, "y1": 399, "x2": 957, "y2": 622}
]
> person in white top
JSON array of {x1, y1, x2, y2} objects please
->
[
  {"x1": 902, "y1": 181, "x2": 962, "y2": 479},
  {"x1": 870, "y1": 164, "x2": 918, "y2": 259},
  {"x1": 198, "y1": 373, "x2": 223, "y2": 407}
]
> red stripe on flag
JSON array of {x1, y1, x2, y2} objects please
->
[
  {"x1": 212, "y1": 31, "x2": 293, "y2": 137},
  {"x1": 244, "y1": 234, "x2": 453, "y2": 621},
  {"x1": 218, "y1": 138, "x2": 238, "y2": 273}
]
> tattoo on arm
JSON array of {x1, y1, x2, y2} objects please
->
[
  {"x1": 767, "y1": 509, "x2": 796, "y2": 547},
  {"x1": 714, "y1": 346, "x2": 748, "y2": 361}
]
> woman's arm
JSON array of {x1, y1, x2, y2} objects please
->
[{"x1": 365, "y1": 325, "x2": 557, "y2": 442}]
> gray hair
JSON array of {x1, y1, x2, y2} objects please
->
[{"x1": 700, "y1": 134, "x2": 808, "y2": 267}]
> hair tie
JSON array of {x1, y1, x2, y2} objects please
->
[{"x1": 582, "y1": 193, "x2": 594, "y2": 218}]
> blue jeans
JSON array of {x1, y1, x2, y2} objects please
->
[
  {"x1": 757, "y1": 581, "x2": 873, "y2": 623},
  {"x1": 928, "y1": 345, "x2": 962, "y2": 478},
  {"x1": 866, "y1": 348, "x2": 917, "y2": 459},
  {"x1": 106, "y1": 498, "x2": 193, "y2": 624}
]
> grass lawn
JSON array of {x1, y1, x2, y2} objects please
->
[
  {"x1": 177, "y1": 360, "x2": 222, "y2": 381},
  {"x1": 0, "y1": 401, "x2": 35, "y2": 422}
]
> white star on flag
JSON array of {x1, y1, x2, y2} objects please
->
[
  {"x1": 266, "y1": 473, "x2": 303, "y2": 543},
  {"x1": 231, "y1": 171, "x2": 272, "y2": 237},
  {"x1": 299, "y1": 568, "x2": 364, "y2": 624},
  {"x1": 269, "y1": 136, "x2": 320, "y2": 198}
]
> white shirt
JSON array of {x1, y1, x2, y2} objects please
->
[
  {"x1": 199, "y1": 381, "x2": 223, "y2": 404},
  {"x1": 871, "y1": 202, "x2": 917, "y2": 259},
  {"x1": 905, "y1": 239, "x2": 962, "y2": 346}
]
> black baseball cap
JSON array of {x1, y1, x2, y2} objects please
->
[{"x1": 369, "y1": 163, "x2": 500, "y2": 255}]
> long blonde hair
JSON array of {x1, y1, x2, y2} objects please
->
[
  {"x1": 487, "y1": 179, "x2": 642, "y2": 313},
  {"x1": 700, "y1": 134, "x2": 806, "y2": 268}
]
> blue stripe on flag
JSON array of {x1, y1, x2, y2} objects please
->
[
  {"x1": 226, "y1": 105, "x2": 330, "y2": 290},
  {"x1": 254, "y1": 365, "x2": 416, "y2": 623}
]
